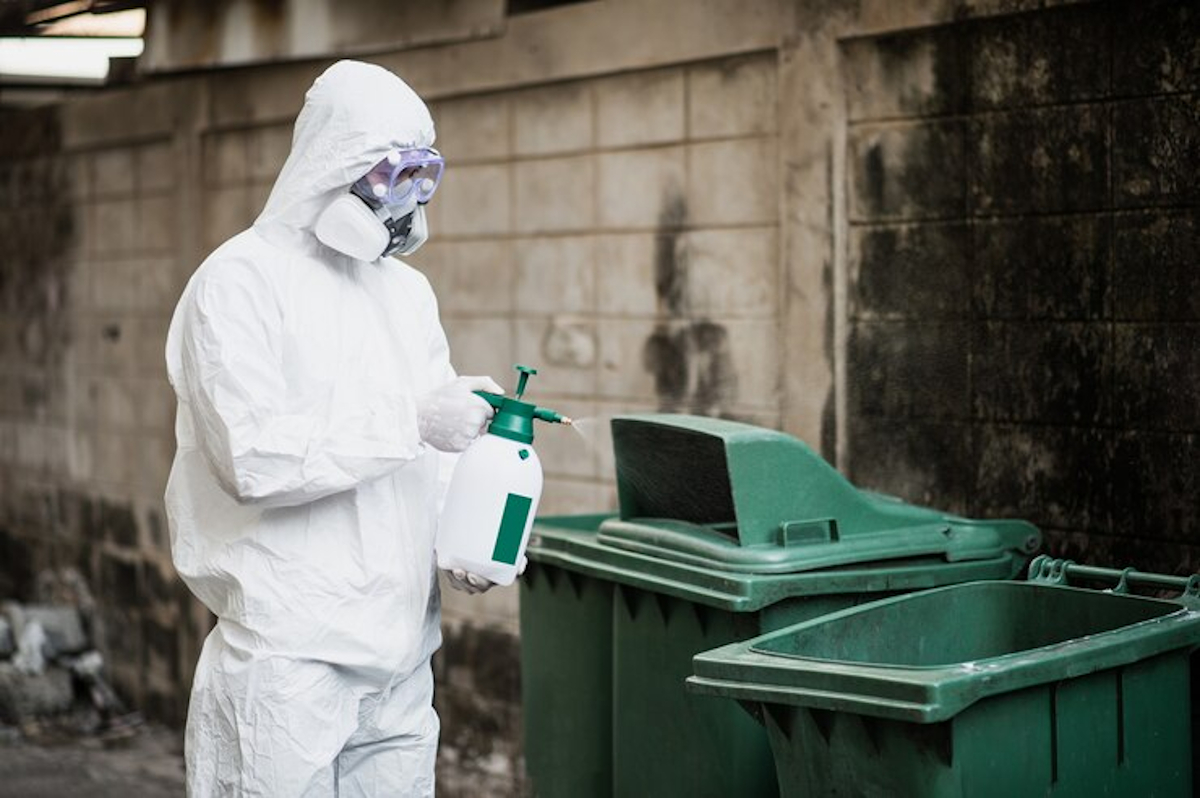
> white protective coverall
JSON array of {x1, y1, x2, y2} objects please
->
[{"x1": 165, "y1": 60, "x2": 459, "y2": 796}]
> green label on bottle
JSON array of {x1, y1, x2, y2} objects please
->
[{"x1": 492, "y1": 493, "x2": 532, "y2": 565}]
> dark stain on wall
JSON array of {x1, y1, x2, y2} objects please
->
[
  {"x1": 642, "y1": 191, "x2": 738, "y2": 417},
  {"x1": 844, "y1": 0, "x2": 1200, "y2": 574}
]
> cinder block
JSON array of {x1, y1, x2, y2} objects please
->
[
  {"x1": 436, "y1": 163, "x2": 511, "y2": 237},
  {"x1": 536, "y1": 476, "x2": 609, "y2": 516},
  {"x1": 688, "y1": 54, "x2": 777, "y2": 139},
  {"x1": 514, "y1": 317, "x2": 598, "y2": 397},
  {"x1": 203, "y1": 130, "x2": 250, "y2": 189},
  {"x1": 137, "y1": 378, "x2": 176, "y2": 433},
  {"x1": 246, "y1": 124, "x2": 293, "y2": 182},
  {"x1": 68, "y1": 202, "x2": 93, "y2": 260},
  {"x1": 1113, "y1": 324, "x2": 1200, "y2": 430},
  {"x1": 597, "y1": 315, "x2": 776, "y2": 412},
  {"x1": 90, "y1": 148, "x2": 136, "y2": 198},
  {"x1": 850, "y1": 222, "x2": 971, "y2": 321},
  {"x1": 92, "y1": 199, "x2": 138, "y2": 256},
  {"x1": 512, "y1": 83, "x2": 593, "y2": 156},
  {"x1": 209, "y1": 61, "x2": 322, "y2": 128},
  {"x1": 442, "y1": 317, "x2": 514, "y2": 380},
  {"x1": 139, "y1": 434, "x2": 175, "y2": 494},
  {"x1": 535, "y1": 397, "x2": 598, "y2": 480},
  {"x1": 595, "y1": 234, "x2": 659, "y2": 316},
  {"x1": 971, "y1": 321, "x2": 1108, "y2": 425},
  {"x1": 137, "y1": 195, "x2": 177, "y2": 254},
  {"x1": 844, "y1": 27, "x2": 967, "y2": 122},
  {"x1": 136, "y1": 141, "x2": 175, "y2": 193},
  {"x1": 67, "y1": 430, "x2": 94, "y2": 482},
  {"x1": 513, "y1": 155, "x2": 594, "y2": 234},
  {"x1": 685, "y1": 138, "x2": 777, "y2": 226},
  {"x1": 1111, "y1": 431, "x2": 1198, "y2": 541},
  {"x1": 848, "y1": 321, "x2": 970, "y2": 420},
  {"x1": 431, "y1": 95, "x2": 510, "y2": 163},
  {"x1": 847, "y1": 417, "x2": 975, "y2": 515},
  {"x1": 849, "y1": 120, "x2": 965, "y2": 222},
  {"x1": 683, "y1": 227, "x2": 777, "y2": 316},
  {"x1": 974, "y1": 216, "x2": 1109, "y2": 321},
  {"x1": 68, "y1": 376, "x2": 99, "y2": 425},
  {"x1": 973, "y1": 423, "x2": 1112, "y2": 531},
  {"x1": 970, "y1": 5, "x2": 1108, "y2": 110},
  {"x1": 1114, "y1": 95, "x2": 1200, "y2": 208},
  {"x1": 595, "y1": 317, "x2": 659, "y2": 402},
  {"x1": 413, "y1": 239, "x2": 515, "y2": 315},
  {"x1": 133, "y1": 316, "x2": 171, "y2": 378},
  {"x1": 1113, "y1": 0, "x2": 1200, "y2": 95},
  {"x1": 138, "y1": 256, "x2": 186, "y2": 310},
  {"x1": 438, "y1": 573, "x2": 520, "y2": 632},
  {"x1": 14, "y1": 424, "x2": 44, "y2": 471},
  {"x1": 89, "y1": 315, "x2": 137, "y2": 375},
  {"x1": 0, "y1": 421, "x2": 16, "y2": 466},
  {"x1": 202, "y1": 185, "x2": 253, "y2": 250},
  {"x1": 92, "y1": 431, "x2": 135, "y2": 488},
  {"x1": 590, "y1": 399, "x2": 657, "y2": 483},
  {"x1": 90, "y1": 258, "x2": 138, "y2": 311},
  {"x1": 596, "y1": 147, "x2": 686, "y2": 230},
  {"x1": 142, "y1": 615, "x2": 180, "y2": 686},
  {"x1": 595, "y1": 68, "x2": 685, "y2": 148},
  {"x1": 61, "y1": 81, "x2": 177, "y2": 149},
  {"x1": 96, "y1": 376, "x2": 138, "y2": 430},
  {"x1": 1113, "y1": 211, "x2": 1199, "y2": 321},
  {"x1": 970, "y1": 105, "x2": 1108, "y2": 215},
  {"x1": 719, "y1": 319, "x2": 780, "y2": 409},
  {"x1": 66, "y1": 153, "x2": 93, "y2": 201},
  {"x1": 514, "y1": 236, "x2": 594, "y2": 314}
]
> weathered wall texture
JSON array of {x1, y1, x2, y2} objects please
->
[
  {"x1": 0, "y1": 95, "x2": 209, "y2": 725},
  {"x1": 841, "y1": 1, "x2": 1199, "y2": 575},
  {"x1": 0, "y1": 0, "x2": 1195, "y2": 794}
]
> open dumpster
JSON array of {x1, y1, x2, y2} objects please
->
[
  {"x1": 688, "y1": 556, "x2": 1200, "y2": 797},
  {"x1": 520, "y1": 414, "x2": 1041, "y2": 797}
]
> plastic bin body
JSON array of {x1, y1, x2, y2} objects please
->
[
  {"x1": 520, "y1": 521, "x2": 1030, "y2": 798},
  {"x1": 520, "y1": 414, "x2": 1039, "y2": 798},
  {"x1": 690, "y1": 576, "x2": 1200, "y2": 798}
]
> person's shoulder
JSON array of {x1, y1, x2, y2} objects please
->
[
  {"x1": 381, "y1": 255, "x2": 436, "y2": 300},
  {"x1": 192, "y1": 231, "x2": 281, "y2": 288}
]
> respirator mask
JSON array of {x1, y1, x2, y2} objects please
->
[{"x1": 315, "y1": 147, "x2": 444, "y2": 261}]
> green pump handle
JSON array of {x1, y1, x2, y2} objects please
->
[{"x1": 472, "y1": 365, "x2": 571, "y2": 444}]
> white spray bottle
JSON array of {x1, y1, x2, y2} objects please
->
[{"x1": 436, "y1": 365, "x2": 572, "y2": 585}]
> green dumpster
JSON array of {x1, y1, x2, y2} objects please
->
[
  {"x1": 520, "y1": 414, "x2": 1041, "y2": 797},
  {"x1": 688, "y1": 556, "x2": 1200, "y2": 798}
]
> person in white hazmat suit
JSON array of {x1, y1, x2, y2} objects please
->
[{"x1": 165, "y1": 60, "x2": 499, "y2": 796}]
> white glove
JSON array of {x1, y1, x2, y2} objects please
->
[
  {"x1": 445, "y1": 556, "x2": 528, "y2": 595},
  {"x1": 417, "y1": 376, "x2": 503, "y2": 452}
]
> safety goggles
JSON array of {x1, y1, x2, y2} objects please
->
[{"x1": 354, "y1": 147, "x2": 444, "y2": 207}]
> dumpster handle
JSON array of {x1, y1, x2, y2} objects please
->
[{"x1": 1028, "y1": 555, "x2": 1200, "y2": 609}]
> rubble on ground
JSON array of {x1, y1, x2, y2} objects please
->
[{"x1": 0, "y1": 568, "x2": 143, "y2": 745}]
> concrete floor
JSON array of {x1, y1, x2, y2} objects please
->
[{"x1": 0, "y1": 726, "x2": 186, "y2": 797}]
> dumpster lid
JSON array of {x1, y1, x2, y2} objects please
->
[{"x1": 601, "y1": 414, "x2": 1038, "y2": 574}]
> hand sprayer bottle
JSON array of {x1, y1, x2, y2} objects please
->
[{"x1": 435, "y1": 365, "x2": 571, "y2": 585}]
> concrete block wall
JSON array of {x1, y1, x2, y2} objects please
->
[
  {"x1": 415, "y1": 51, "x2": 782, "y2": 520},
  {"x1": 841, "y1": 0, "x2": 1199, "y2": 574},
  {"x1": 0, "y1": 98, "x2": 209, "y2": 724}
]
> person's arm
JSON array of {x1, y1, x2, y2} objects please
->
[{"x1": 180, "y1": 262, "x2": 422, "y2": 508}]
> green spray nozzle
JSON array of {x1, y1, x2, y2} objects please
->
[{"x1": 472, "y1": 364, "x2": 571, "y2": 444}]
